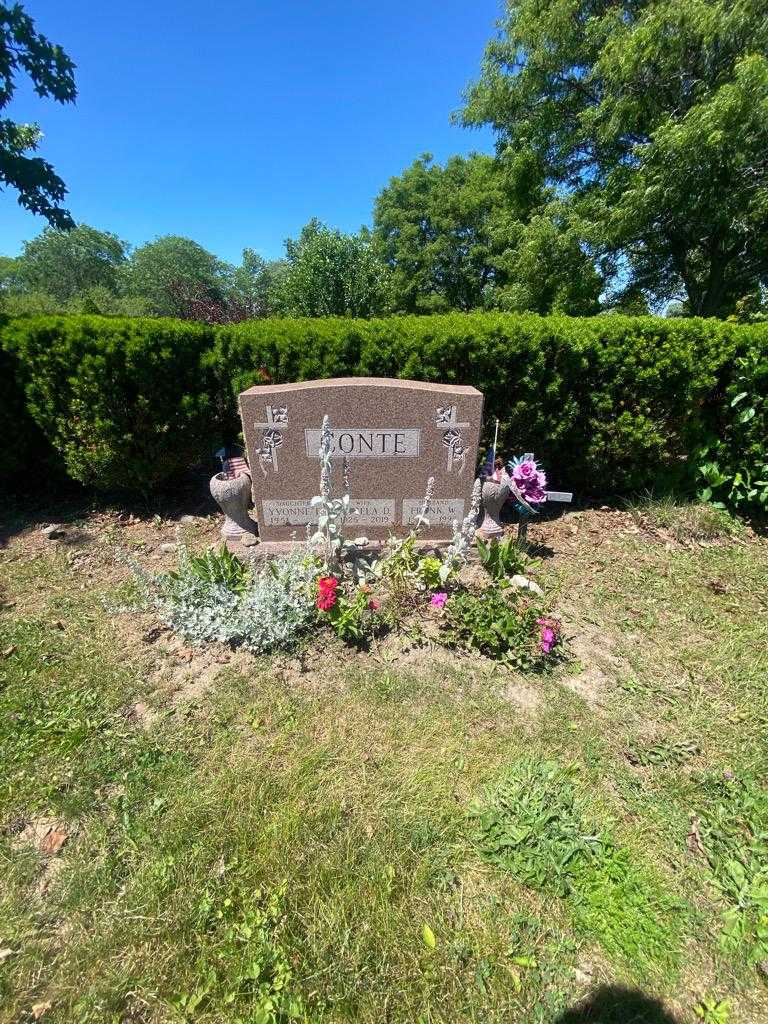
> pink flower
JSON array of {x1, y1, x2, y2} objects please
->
[
  {"x1": 536, "y1": 617, "x2": 560, "y2": 654},
  {"x1": 513, "y1": 460, "x2": 537, "y2": 482},
  {"x1": 430, "y1": 592, "x2": 448, "y2": 609},
  {"x1": 368, "y1": 599, "x2": 380, "y2": 611},
  {"x1": 511, "y1": 460, "x2": 547, "y2": 504}
]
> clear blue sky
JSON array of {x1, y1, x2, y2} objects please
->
[{"x1": 1, "y1": 1, "x2": 499, "y2": 264}]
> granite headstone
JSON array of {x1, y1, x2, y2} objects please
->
[{"x1": 239, "y1": 377, "x2": 484, "y2": 543}]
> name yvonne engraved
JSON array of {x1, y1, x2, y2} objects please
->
[
  {"x1": 304, "y1": 428, "x2": 420, "y2": 458},
  {"x1": 263, "y1": 498, "x2": 396, "y2": 527}
]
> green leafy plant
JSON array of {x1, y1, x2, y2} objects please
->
[
  {"x1": 695, "y1": 996, "x2": 731, "y2": 1024},
  {"x1": 476, "y1": 534, "x2": 529, "y2": 581},
  {"x1": 439, "y1": 588, "x2": 549, "y2": 666},
  {"x1": 131, "y1": 545, "x2": 319, "y2": 654},
  {"x1": 697, "y1": 348, "x2": 768, "y2": 512},
  {"x1": 472, "y1": 760, "x2": 600, "y2": 895},
  {"x1": 168, "y1": 544, "x2": 249, "y2": 594},
  {"x1": 472, "y1": 759, "x2": 680, "y2": 972},
  {"x1": 695, "y1": 772, "x2": 768, "y2": 964},
  {"x1": 626, "y1": 738, "x2": 699, "y2": 768},
  {"x1": 321, "y1": 585, "x2": 383, "y2": 647},
  {"x1": 173, "y1": 884, "x2": 309, "y2": 1021},
  {"x1": 416, "y1": 555, "x2": 442, "y2": 590}
]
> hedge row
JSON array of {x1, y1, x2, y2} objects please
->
[{"x1": 2, "y1": 312, "x2": 766, "y2": 499}]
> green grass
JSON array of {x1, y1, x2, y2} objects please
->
[{"x1": 1, "y1": 508, "x2": 767, "y2": 1023}]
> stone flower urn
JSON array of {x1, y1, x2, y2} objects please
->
[
  {"x1": 478, "y1": 474, "x2": 512, "y2": 541},
  {"x1": 209, "y1": 469, "x2": 258, "y2": 541}
]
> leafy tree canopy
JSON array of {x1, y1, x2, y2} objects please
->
[
  {"x1": 276, "y1": 219, "x2": 392, "y2": 318},
  {"x1": 230, "y1": 248, "x2": 288, "y2": 319},
  {"x1": 16, "y1": 223, "x2": 126, "y2": 303},
  {"x1": 1, "y1": 2, "x2": 76, "y2": 228},
  {"x1": 374, "y1": 152, "x2": 601, "y2": 314},
  {"x1": 460, "y1": 0, "x2": 768, "y2": 317},
  {"x1": 122, "y1": 235, "x2": 230, "y2": 317}
]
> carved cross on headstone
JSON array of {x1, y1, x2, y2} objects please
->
[
  {"x1": 253, "y1": 405, "x2": 289, "y2": 476},
  {"x1": 436, "y1": 405, "x2": 470, "y2": 475}
]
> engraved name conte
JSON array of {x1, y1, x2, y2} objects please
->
[{"x1": 304, "y1": 427, "x2": 420, "y2": 458}]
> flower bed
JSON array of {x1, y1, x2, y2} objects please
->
[{"x1": 129, "y1": 418, "x2": 564, "y2": 671}]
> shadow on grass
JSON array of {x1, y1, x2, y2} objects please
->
[
  {"x1": 0, "y1": 465, "x2": 220, "y2": 549},
  {"x1": 555, "y1": 985, "x2": 679, "y2": 1024}
]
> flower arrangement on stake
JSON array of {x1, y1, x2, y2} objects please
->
[
  {"x1": 508, "y1": 454, "x2": 548, "y2": 506},
  {"x1": 504, "y1": 453, "x2": 549, "y2": 547}
]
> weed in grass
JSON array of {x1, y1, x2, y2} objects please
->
[
  {"x1": 472, "y1": 759, "x2": 682, "y2": 978},
  {"x1": 472, "y1": 760, "x2": 601, "y2": 896},
  {"x1": 696, "y1": 995, "x2": 732, "y2": 1023},
  {"x1": 626, "y1": 738, "x2": 700, "y2": 768},
  {"x1": 695, "y1": 771, "x2": 768, "y2": 965},
  {"x1": 170, "y1": 883, "x2": 311, "y2": 1022}
]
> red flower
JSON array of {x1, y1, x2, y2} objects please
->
[
  {"x1": 367, "y1": 599, "x2": 380, "y2": 611},
  {"x1": 316, "y1": 576, "x2": 338, "y2": 611}
]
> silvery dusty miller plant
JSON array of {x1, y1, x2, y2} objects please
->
[{"x1": 137, "y1": 545, "x2": 319, "y2": 654}]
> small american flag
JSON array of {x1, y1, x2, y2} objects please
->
[{"x1": 222, "y1": 455, "x2": 249, "y2": 480}]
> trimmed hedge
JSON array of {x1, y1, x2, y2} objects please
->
[
  {"x1": 2, "y1": 312, "x2": 766, "y2": 498},
  {"x1": 218, "y1": 313, "x2": 767, "y2": 494},
  {"x1": 3, "y1": 316, "x2": 223, "y2": 493}
]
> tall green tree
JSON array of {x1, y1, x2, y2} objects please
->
[
  {"x1": 460, "y1": 0, "x2": 768, "y2": 317},
  {"x1": 122, "y1": 235, "x2": 229, "y2": 317},
  {"x1": 373, "y1": 152, "x2": 601, "y2": 314},
  {"x1": 1, "y1": 3, "x2": 76, "y2": 228},
  {"x1": 230, "y1": 248, "x2": 287, "y2": 319},
  {"x1": 277, "y1": 219, "x2": 392, "y2": 318},
  {"x1": 17, "y1": 223, "x2": 126, "y2": 303}
]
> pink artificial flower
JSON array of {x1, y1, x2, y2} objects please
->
[
  {"x1": 430, "y1": 592, "x2": 448, "y2": 609},
  {"x1": 511, "y1": 460, "x2": 547, "y2": 504},
  {"x1": 513, "y1": 460, "x2": 537, "y2": 481}
]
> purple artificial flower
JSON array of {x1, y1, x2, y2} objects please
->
[{"x1": 510, "y1": 458, "x2": 548, "y2": 504}]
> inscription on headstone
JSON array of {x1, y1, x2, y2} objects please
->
[{"x1": 239, "y1": 377, "x2": 484, "y2": 542}]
